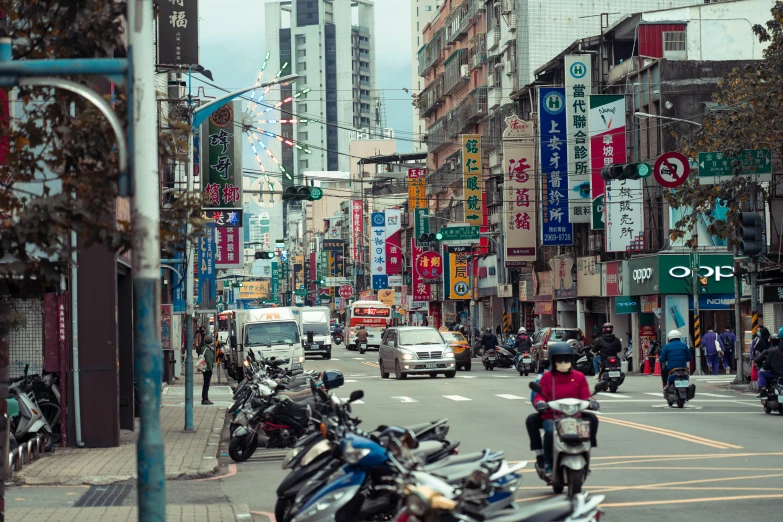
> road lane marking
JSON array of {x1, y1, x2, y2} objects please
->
[
  {"x1": 391, "y1": 396, "x2": 419, "y2": 403},
  {"x1": 601, "y1": 494, "x2": 783, "y2": 508},
  {"x1": 344, "y1": 380, "x2": 359, "y2": 383},
  {"x1": 361, "y1": 361, "x2": 380, "y2": 368},
  {"x1": 644, "y1": 392, "x2": 664, "y2": 397},
  {"x1": 495, "y1": 394, "x2": 525, "y2": 400},
  {"x1": 353, "y1": 357, "x2": 365, "y2": 360},
  {"x1": 699, "y1": 392, "x2": 733, "y2": 398},
  {"x1": 592, "y1": 452, "x2": 783, "y2": 461},
  {"x1": 443, "y1": 395, "x2": 472, "y2": 401},
  {"x1": 458, "y1": 376, "x2": 476, "y2": 378},
  {"x1": 600, "y1": 416, "x2": 743, "y2": 449},
  {"x1": 597, "y1": 392, "x2": 632, "y2": 398}
]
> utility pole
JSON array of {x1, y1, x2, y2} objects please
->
[
  {"x1": 128, "y1": 0, "x2": 166, "y2": 518},
  {"x1": 749, "y1": 182, "x2": 760, "y2": 389},
  {"x1": 734, "y1": 250, "x2": 744, "y2": 382},
  {"x1": 691, "y1": 217, "x2": 703, "y2": 376}
]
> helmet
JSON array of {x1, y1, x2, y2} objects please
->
[
  {"x1": 602, "y1": 323, "x2": 614, "y2": 334},
  {"x1": 548, "y1": 343, "x2": 574, "y2": 359},
  {"x1": 778, "y1": 326, "x2": 783, "y2": 338},
  {"x1": 771, "y1": 334, "x2": 780, "y2": 346},
  {"x1": 485, "y1": 327, "x2": 491, "y2": 333},
  {"x1": 518, "y1": 327, "x2": 527, "y2": 334},
  {"x1": 667, "y1": 330, "x2": 682, "y2": 342}
]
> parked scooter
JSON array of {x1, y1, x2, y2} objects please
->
[
  {"x1": 761, "y1": 376, "x2": 783, "y2": 415},
  {"x1": 528, "y1": 380, "x2": 607, "y2": 497},
  {"x1": 599, "y1": 356, "x2": 625, "y2": 393},
  {"x1": 483, "y1": 346, "x2": 514, "y2": 370},
  {"x1": 9, "y1": 365, "x2": 54, "y2": 451},
  {"x1": 515, "y1": 351, "x2": 533, "y2": 376},
  {"x1": 663, "y1": 367, "x2": 695, "y2": 408}
]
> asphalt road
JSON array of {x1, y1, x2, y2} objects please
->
[{"x1": 10, "y1": 345, "x2": 782, "y2": 521}]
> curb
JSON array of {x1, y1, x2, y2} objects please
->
[{"x1": 234, "y1": 504, "x2": 253, "y2": 521}]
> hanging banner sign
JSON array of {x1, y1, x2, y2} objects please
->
[
  {"x1": 371, "y1": 212, "x2": 388, "y2": 290},
  {"x1": 201, "y1": 101, "x2": 242, "y2": 210},
  {"x1": 606, "y1": 177, "x2": 644, "y2": 252},
  {"x1": 444, "y1": 246, "x2": 470, "y2": 300},
  {"x1": 565, "y1": 55, "x2": 592, "y2": 223},
  {"x1": 502, "y1": 114, "x2": 537, "y2": 262},
  {"x1": 158, "y1": 0, "x2": 199, "y2": 67},
  {"x1": 385, "y1": 209, "x2": 403, "y2": 275},
  {"x1": 215, "y1": 226, "x2": 243, "y2": 269},
  {"x1": 539, "y1": 87, "x2": 573, "y2": 245},
  {"x1": 408, "y1": 168, "x2": 427, "y2": 209},
  {"x1": 462, "y1": 134, "x2": 483, "y2": 226},
  {"x1": 589, "y1": 94, "x2": 625, "y2": 230},
  {"x1": 352, "y1": 200, "x2": 363, "y2": 261},
  {"x1": 197, "y1": 222, "x2": 217, "y2": 312},
  {"x1": 412, "y1": 239, "x2": 431, "y2": 302}
]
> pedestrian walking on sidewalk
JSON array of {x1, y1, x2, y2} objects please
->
[
  {"x1": 194, "y1": 325, "x2": 206, "y2": 351},
  {"x1": 702, "y1": 326, "x2": 721, "y2": 376},
  {"x1": 201, "y1": 336, "x2": 215, "y2": 405},
  {"x1": 720, "y1": 326, "x2": 736, "y2": 374}
]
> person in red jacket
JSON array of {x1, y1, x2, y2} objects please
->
[{"x1": 529, "y1": 343, "x2": 599, "y2": 475}]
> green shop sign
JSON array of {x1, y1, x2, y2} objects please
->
[{"x1": 628, "y1": 253, "x2": 735, "y2": 296}]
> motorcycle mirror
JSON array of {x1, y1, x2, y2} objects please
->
[
  {"x1": 528, "y1": 381, "x2": 543, "y2": 394},
  {"x1": 349, "y1": 390, "x2": 364, "y2": 403},
  {"x1": 401, "y1": 429, "x2": 419, "y2": 449},
  {"x1": 24, "y1": 364, "x2": 29, "y2": 378},
  {"x1": 594, "y1": 381, "x2": 609, "y2": 394}
]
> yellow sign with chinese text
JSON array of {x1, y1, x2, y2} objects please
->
[
  {"x1": 446, "y1": 246, "x2": 471, "y2": 300},
  {"x1": 462, "y1": 134, "x2": 483, "y2": 226},
  {"x1": 408, "y1": 168, "x2": 427, "y2": 209},
  {"x1": 240, "y1": 280, "x2": 270, "y2": 299},
  {"x1": 378, "y1": 289, "x2": 395, "y2": 306}
]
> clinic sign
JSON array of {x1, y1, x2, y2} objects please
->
[
  {"x1": 565, "y1": 55, "x2": 592, "y2": 223},
  {"x1": 627, "y1": 254, "x2": 735, "y2": 295}
]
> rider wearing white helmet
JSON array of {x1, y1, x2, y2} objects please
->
[
  {"x1": 659, "y1": 330, "x2": 692, "y2": 390},
  {"x1": 515, "y1": 326, "x2": 532, "y2": 352}
]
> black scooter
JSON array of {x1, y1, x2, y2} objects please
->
[
  {"x1": 483, "y1": 346, "x2": 514, "y2": 370},
  {"x1": 663, "y1": 367, "x2": 695, "y2": 408},
  {"x1": 599, "y1": 356, "x2": 625, "y2": 393}
]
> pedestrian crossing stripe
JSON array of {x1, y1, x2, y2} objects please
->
[
  {"x1": 443, "y1": 395, "x2": 471, "y2": 401},
  {"x1": 495, "y1": 394, "x2": 525, "y2": 400},
  {"x1": 597, "y1": 392, "x2": 632, "y2": 399},
  {"x1": 391, "y1": 396, "x2": 419, "y2": 403}
]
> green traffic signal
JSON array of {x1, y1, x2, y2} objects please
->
[
  {"x1": 601, "y1": 163, "x2": 651, "y2": 181},
  {"x1": 282, "y1": 186, "x2": 323, "y2": 201}
]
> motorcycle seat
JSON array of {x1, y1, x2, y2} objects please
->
[
  {"x1": 278, "y1": 388, "x2": 313, "y2": 401},
  {"x1": 426, "y1": 461, "x2": 498, "y2": 485},
  {"x1": 422, "y1": 450, "x2": 493, "y2": 471},
  {"x1": 490, "y1": 496, "x2": 573, "y2": 522},
  {"x1": 411, "y1": 440, "x2": 447, "y2": 460}
]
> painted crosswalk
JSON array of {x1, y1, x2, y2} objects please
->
[
  {"x1": 495, "y1": 394, "x2": 525, "y2": 400},
  {"x1": 443, "y1": 395, "x2": 472, "y2": 402},
  {"x1": 391, "y1": 396, "x2": 419, "y2": 403},
  {"x1": 597, "y1": 392, "x2": 633, "y2": 399}
]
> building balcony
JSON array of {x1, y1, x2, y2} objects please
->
[
  {"x1": 426, "y1": 161, "x2": 460, "y2": 197},
  {"x1": 419, "y1": 76, "x2": 445, "y2": 117},
  {"x1": 445, "y1": 3, "x2": 469, "y2": 44},
  {"x1": 443, "y1": 49, "x2": 469, "y2": 97}
]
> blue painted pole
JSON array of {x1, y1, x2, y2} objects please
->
[
  {"x1": 184, "y1": 66, "x2": 195, "y2": 431},
  {"x1": 128, "y1": 0, "x2": 166, "y2": 519}
]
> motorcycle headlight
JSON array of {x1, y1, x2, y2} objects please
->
[
  {"x1": 406, "y1": 490, "x2": 430, "y2": 517},
  {"x1": 301, "y1": 440, "x2": 332, "y2": 466},
  {"x1": 343, "y1": 440, "x2": 371, "y2": 464},
  {"x1": 282, "y1": 446, "x2": 302, "y2": 469},
  {"x1": 559, "y1": 403, "x2": 582, "y2": 416}
]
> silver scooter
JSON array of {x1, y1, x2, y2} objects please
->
[
  {"x1": 529, "y1": 380, "x2": 607, "y2": 498},
  {"x1": 10, "y1": 372, "x2": 53, "y2": 449}
]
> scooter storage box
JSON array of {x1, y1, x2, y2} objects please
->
[
  {"x1": 688, "y1": 384, "x2": 696, "y2": 400},
  {"x1": 322, "y1": 370, "x2": 345, "y2": 390}
]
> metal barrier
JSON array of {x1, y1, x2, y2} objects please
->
[{"x1": 6, "y1": 433, "x2": 48, "y2": 480}]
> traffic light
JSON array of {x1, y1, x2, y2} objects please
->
[
  {"x1": 601, "y1": 163, "x2": 652, "y2": 181},
  {"x1": 255, "y1": 251, "x2": 276, "y2": 259},
  {"x1": 698, "y1": 276, "x2": 708, "y2": 295},
  {"x1": 739, "y1": 211, "x2": 763, "y2": 257},
  {"x1": 282, "y1": 186, "x2": 324, "y2": 201},
  {"x1": 418, "y1": 232, "x2": 443, "y2": 242}
]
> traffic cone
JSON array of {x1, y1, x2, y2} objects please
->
[
  {"x1": 643, "y1": 357, "x2": 651, "y2": 375},
  {"x1": 653, "y1": 356, "x2": 662, "y2": 376}
]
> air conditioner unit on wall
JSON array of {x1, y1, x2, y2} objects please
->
[
  {"x1": 460, "y1": 64, "x2": 470, "y2": 78},
  {"x1": 504, "y1": 60, "x2": 513, "y2": 75},
  {"x1": 488, "y1": 73, "x2": 495, "y2": 86}
]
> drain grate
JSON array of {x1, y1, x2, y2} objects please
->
[{"x1": 73, "y1": 484, "x2": 133, "y2": 507}]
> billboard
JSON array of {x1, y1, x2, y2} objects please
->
[
  {"x1": 564, "y1": 55, "x2": 592, "y2": 223},
  {"x1": 502, "y1": 114, "x2": 537, "y2": 263},
  {"x1": 539, "y1": 88, "x2": 572, "y2": 245},
  {"x1": 461, "y1": 135, "x2": 483, "y2": 226}
]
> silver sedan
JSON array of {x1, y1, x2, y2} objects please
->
[{"x1": 379, "y1": 326, "x2": 457, "y2": 380}]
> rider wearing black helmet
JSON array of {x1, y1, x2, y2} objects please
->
[
  {"x1": 591, "y1": 322, "x2": 623, "y2": 380},
  {"x1": 526, "y1": 342, "x2": 599, "y2": 474}
]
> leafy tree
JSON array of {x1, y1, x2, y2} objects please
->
[
  {"x1": 668, "y1": 1, "x2": 783, "y2": 248},
  {"x1": 0, "y1": 0, "x2": 201, "y2": 335}
]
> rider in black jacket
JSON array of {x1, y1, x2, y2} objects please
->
[
  {"x1": 515, "y1": 327, "x2": 532, "y2": 352},
  {"x1": 591, "y1": 323, "x2": 622, "y2": 379}
]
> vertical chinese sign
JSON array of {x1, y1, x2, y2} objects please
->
[
  {"x1": 589, "y1": 95, "x2": 626, "y2": 231},
  {"x1": 412, "y1": 239, "x2": 431, "y2": 304},
  {"x1": 198, "y1": 222, "x2": 217, "y2": 311},
  {"x1": 157, "y1": 0, "x2": 199, "y2": 66},
  {"x1": 502, "y1": 114, "x2": 537, "y2": 263},
  {"x1": 461, "y1": 135, "x2": 483, "y2": 226},
  {"x1": 408, "y1": 168, "x2": 427, "y2": 209},
  {"x1": 160, "y1": 305, "x2": 173, "y2": 351},
  {"x1": 201, "y1": 101, "x2": 243, "y2": 269},
  {"x1": 444, "y1": 246, "x2": 471, "y2": 300},
  {"x1": 351, "y1": 200, "x2": 363, "y2": 262},
  {"x1": 371, "y1": 212, "x2": 388, "y2": 290},
  {"x1": 564, "y1": 55, "x2": 592, "y2": 223},
  {"x1": 539, "y1": 88, "x2": 572, "y2": 245},
  {"x1": 605, "y1": 171, "x2": 643, "y2": 252},
  {"x1": 385, "y1": 209, "x2": 402, "y2": 275},
  {"x1": 294, "y1": 255, "x2": 304, "y2": 290},
  {"x1": 271, "y1": 261, "x2": 280, "y2": 304}
]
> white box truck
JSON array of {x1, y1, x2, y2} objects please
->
[
  {"x1": 301, "y1": 306, "x2": 333, "y2": 359},
  {"x1": 233, "y1": 307, "x2": 305, "y2": 372}
]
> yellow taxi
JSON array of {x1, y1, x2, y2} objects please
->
[{"x1": 439, "y1": 328, "x2": 472, "y2": 371}]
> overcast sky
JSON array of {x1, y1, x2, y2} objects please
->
[{"x1": 198, "y1": 0, "x2": 415, "y2": 162}]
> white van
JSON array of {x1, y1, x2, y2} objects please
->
[
  {"x1": 301, "y1": 306, "x2": 333, "y2": 359},
  {"x1": 234, "y1": 307, "x2": 305, "y2": 371}
]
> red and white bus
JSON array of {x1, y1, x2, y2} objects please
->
[{"x1": 346, "y1": 300, "x2": 392, "y2": 351}]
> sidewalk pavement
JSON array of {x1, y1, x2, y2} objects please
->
[
  {"x1": 15, "y1": 404, "x2": 226, "y2": 485},
  {"x1": 7, "y1": 504, "x2": 252, "y2": 522}
]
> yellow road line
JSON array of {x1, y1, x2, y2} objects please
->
[
  {"x1": 591, "y1": 452, "x2": 783, "y2": 464},
  {"x1": 600, "y1": 416, "x2": 743, "y2": 450},
  {"x1": 602, "y1": 494, "x2": 783, "y2": 508},
  {"x1": 590, "y1": 467, "x2": 782, "y2": 471},
  {"x1": 361, "y1": 361, "x2": 379, "y2": 368}
]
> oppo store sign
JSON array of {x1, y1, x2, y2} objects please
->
[
  {"x1": 628, "y1": 254, "x2": 736, "y2": 295},
  {"x1": 668, "y1": 265, "x2": 734, "y2": 281}
]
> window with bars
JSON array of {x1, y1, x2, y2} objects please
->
[{"x1": 663, "y1": 31, "x2": 686, "y2": 52}]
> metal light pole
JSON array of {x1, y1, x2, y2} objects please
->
[
  {"x1": 128, "y1": 0, "x2": 166, "y2": 518},
  {"x1": 183, "y1": 73, "x2": 298, "y2": 430}
]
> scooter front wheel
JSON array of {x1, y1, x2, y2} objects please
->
[
  {"x1": 567, "y1": 468, "x2": 584, "y2": 497},
  {"x1": 228, "y1": 434, "x2": 258, "y2": 462}
]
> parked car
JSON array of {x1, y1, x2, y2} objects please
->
[
  {"x1": 439, "y1": 330, "x2": 472, "y2": 371},
  {"x1": 378, "y1": 327, "x2": 457, "y2": 380},
  {"x1": 531, "y1": 327, "x2": 585, "y2": 373}
]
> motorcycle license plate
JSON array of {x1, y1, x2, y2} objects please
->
[
  {"x1": 674, "y1": 380, "x2": 689, "y2": 388},
  {"x1": 425, "y1": 363, "x2": 438, "y2": 369},
  {"x1": 522, "y1": 358, "x2": 531, "y2": 363},
  {"x1": 608, "y1": 371, "x2": 621, "y2": 378},
  {"x1": 487, "y1": 356, "x2": 496, "y2": 361}
]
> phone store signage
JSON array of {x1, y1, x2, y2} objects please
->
[{"x1": 628, "y1": 254, "x2": 735, "y2": 295}]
